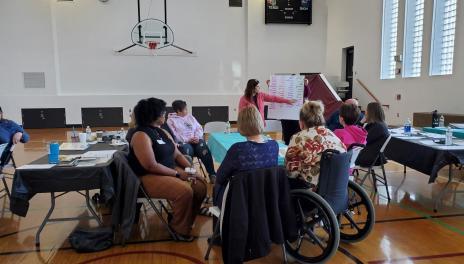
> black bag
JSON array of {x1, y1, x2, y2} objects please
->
[{"x1": 69, "y1": 227, "x2": 114, "y2": 253}]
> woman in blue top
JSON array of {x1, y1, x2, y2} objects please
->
[
  {"x1": 213, "y1": 106, "x2": 279, "y2": 208},
  {"x1": 0, "y1": 106, "x2": 29, "y2": 144}
]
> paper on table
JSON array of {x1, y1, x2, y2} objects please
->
[
  {"x1": 110, "y1": 141, "x2": 128, "y2": 146},
  {"x1": 419, "y1": 132, "x2": 447, "y2": 139},
  {"x1": 59, "y1": 154, "x2": 81, "y2": 162},
  {"x1": 267, "y1": 75, "x2": 305, "y2": 120},
  {"x1": 435, "y1": 145, "x2": 464, "y2": 150},
  {"x1": 393, "y1": 136, "x2": 425, "y2": 140},
  {"x1": 419, "y1": 140, "x2": 438, "y2": 146},
  {"x1": 81, "y1": 150, "x2": 117, "y2": 158},
  {"x1": 390, "y1": 128, "x2": 420, "y2": 134},
  {"x1": 17, "y1": 164, "x2": 56, "y2": 170},
  {"x1": 60, "y1": 142, "x2": 89, "y2": 151},
  {"x1": 450, "y1": 123, "x2": 464, "y2": 129}
]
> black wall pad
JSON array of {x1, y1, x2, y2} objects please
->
[
  {"x1": 81, "y1": 107, "x2": 124, "y2": 127},
  {"x1": 21, "y1": 108, "x2": 66, "y2": 129},
  {"x1": 192, "y1": 106, "x2": 229, "y2": 125}
]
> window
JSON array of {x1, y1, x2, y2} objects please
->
[
  {"x1": 403, "y1": 0, "x2": 425, "y2": 77},
  {"x1": 380, "y1": 0, "x2": 400, "y2": 79},
  {"x1": 430, "y1": 0, "x2": 458, "y2": 76}
]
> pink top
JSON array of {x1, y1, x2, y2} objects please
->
[
  {"x1": 166, "y1": 113, "x2": 204, "y2": 143},
  {"x1": 334, "y1": 125, "x2": 367, "y2": 149},
  {"x1": 238, "y1": 92, "x2": 292, "y2": 123}
]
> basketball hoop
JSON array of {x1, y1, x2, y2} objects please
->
[{"x1": 146, "y1": 41, "x2": 159, "y2": 55}]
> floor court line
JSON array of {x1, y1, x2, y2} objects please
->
[{"x1": 368, "y1": 251, "x2": 464, "y2": 263}]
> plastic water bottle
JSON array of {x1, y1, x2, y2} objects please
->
[
  {"x1": 445, "y1": 127, "x2": 453, "y2": 146},
  {"x1": 226, "y1": 121, "x2": 231, "y2": 134},
  {"x1": 86, "y1": 126, "x2": 92, "y2": 138},
  {"x1": 48, "y1": 142, "x2": 60, "y2": 164},
  {"x1": 403, "y1": 118, "x2": 412, "y2": 136},
  {"x1": 119, "y1": 127, "x2": 126, "y2": 140},
  {"x1": 439, "y1": 115, "x2": 445, "y2": 127}
]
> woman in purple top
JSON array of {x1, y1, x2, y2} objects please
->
[
  {"x1": 166, "y1": 100, "x2": 216, "y2": 183},
  {"x1": 213, "y1": 106, "x2": 279, "y2": 208}
]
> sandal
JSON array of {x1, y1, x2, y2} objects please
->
[
  {"x1": 199, "y1": 206, "x2": 213, "y2": 217},
  {"x1": 203, "y1": 196, "x2": 212, "y2": 204}
]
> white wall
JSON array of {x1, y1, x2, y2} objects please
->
[
  {"x1": 325, "y1": 0, "x2": 464, "y2": 126},
  {"x1": 0, "y1": 0, "x2": 329, "y2": 124},
  {"x1": 247, "y1": 0, "x2": 328, "y2": 85}
]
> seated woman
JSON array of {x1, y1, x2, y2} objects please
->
[
  {"x1": 213, "y1": 106, "x2": 279, "y2": 208},
  {"x1": 334, "y1": 103, "x2": 367, "y2": 149},
  {"x1": 285, "y1": 101, "x2": 346, "y2": 187},
  {"x1": 355, "y1": 102, "x2": 390, "y2": 167},
  {"x1": 0, "y1": 106, "x2": 29, "y2": 144},
  {"x1": 128, "y1": 98, "x2": 207, "y2": 241},
  {"x1": 167, "y1": 100, "x2": 216, "y2": 183}
]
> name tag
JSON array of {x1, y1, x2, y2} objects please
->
[{"x1": 157, "y1": 139, "x2": 166, "y2": 145}]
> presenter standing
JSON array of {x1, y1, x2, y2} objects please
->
[{"x1": 238, "y1": 79, "x2": 296, "y2": 125}]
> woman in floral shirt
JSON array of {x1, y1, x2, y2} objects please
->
[{"x1": 285, "y1": 101, "x2": 346, "y2": 186}]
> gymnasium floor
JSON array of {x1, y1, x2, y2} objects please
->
[{"x1": 1, "y1": 128, "x2": 464, "y2": 264}]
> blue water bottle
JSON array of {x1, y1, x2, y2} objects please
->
[
  {"x1": 403, "y1": 118, "x2": 412, "y2": 136},
  {"x1": 48, "y1": 142, "x2": 60, "y2": 164}
]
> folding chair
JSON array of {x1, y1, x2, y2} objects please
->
[
  {"x1": 0, "y1": 143, "x2": 16, "y2": 200},
  {"x1": 353, "y1": 135, "x2": 392, "y2": 201},
  {"x1": 264, "y1": 120, "x2": 283, "y2": 133},
  {"x1": 204, "y1": 121, "x2": 228, "y2": 134},
  {"x1": 137, "y1": 185, "x2": 177, "y2": 240},
  {"x1": 111, "y1": 151, "x2": 177, "y2": 243}
]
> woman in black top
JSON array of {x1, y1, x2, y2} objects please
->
[
  {"x1": 128, "y1": 98, "x2": 206, "y2": 241},
  {"x1": 355, "y1": 102, "x2": 390, "y2": 167}
]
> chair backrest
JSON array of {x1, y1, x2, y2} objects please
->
[
  {"x1": 0, "y1": 143, "x2": 15, "y2": 168},
  {"x1": 263, "y1": 120, "x2": 282, "y2": 132},
  {"x1": 347, "y1": 143, "x2": 365, "y2": 169},
  {"x1": 204, "y1": 121, "x2": 228, "y2": 134},
  {"x1": 380, "y1": 134, "x2": 392, "y2": 153},
  {"x1": 317, "y1": 149, "x2": 352, "y2": 215},
  {"x1": 219, "y1": 182, "x2": 230, "y2": 236},
  {"x1": 219, "y1": 166, "x2": 296, "y2": 263}
]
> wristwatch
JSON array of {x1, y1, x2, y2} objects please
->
[{"x1": 175, "y1": 171, "x2": 181, "y2": 178}]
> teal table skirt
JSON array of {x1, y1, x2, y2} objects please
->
[
  {"x1": 422, "y1": 127, "x2": 464, "y2": 139},
  {"x1": 207, "y1": 132, "x2": 287, "y2": 166}
]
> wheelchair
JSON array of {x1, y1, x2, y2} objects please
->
[{"x1": 285, "y1": 149, "x2": 375, "y2": 264}]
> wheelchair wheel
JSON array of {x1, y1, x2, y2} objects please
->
[
  {"x1": 339, "y1": 180, "x2": 375, "y2": 243},
  {"x1": 285, "y1": 189, "x2": 340, "y2": 264}
]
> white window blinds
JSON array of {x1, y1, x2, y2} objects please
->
[
  {"x1": 430, "y1": 0, "x2": 458, "y2": 75},
  {"x1": 381, "y1": 0, "x2": 400, "y2": 79},
  {"x1": 403, "y1": 0, "x2": 425, "y2": 77}
]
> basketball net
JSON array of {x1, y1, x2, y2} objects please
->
[{"x1": 146, "y1": 41, "x2": 159, "y2": 56}]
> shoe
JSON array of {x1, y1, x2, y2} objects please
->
[
  {"x1": 175, "y1": 233, "x2": 195, "y2": 242},
  {"x1": 209, "y1": 174, "x2": 216, "y2": 184}
]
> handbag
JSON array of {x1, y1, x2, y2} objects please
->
[{"x1": 69, "y1": 227, "x2": 113, "y2": 253}]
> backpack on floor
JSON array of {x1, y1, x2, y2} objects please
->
[{"x1": 69, "y1": 227, "x2": 113, "y2": 253}]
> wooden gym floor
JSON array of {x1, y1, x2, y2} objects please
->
[{"x1": 1, "y1": 128, "x2": 464, "y2": 264}]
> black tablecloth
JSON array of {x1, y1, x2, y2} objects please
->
[
  {"x1": 10, "y1": 143, "x2": 125, "y2": 216},
  {"x1": 385, "y1": 137, "x2": 464, "y2": 183}
]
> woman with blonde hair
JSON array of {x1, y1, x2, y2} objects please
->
[
  {"x1": 213, "y1": 106, "x2": 279, "y2": 207},
  {"x1": 285, "y1": 101, "x2": 346, "y2": 186}
]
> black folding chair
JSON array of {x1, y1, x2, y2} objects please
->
[
  {"x1": 0, "y1": 143, "x2": 16, "y2": 200},
  {"x1": 353, "y1": 135, "x2": 392, "y2": 201}
]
